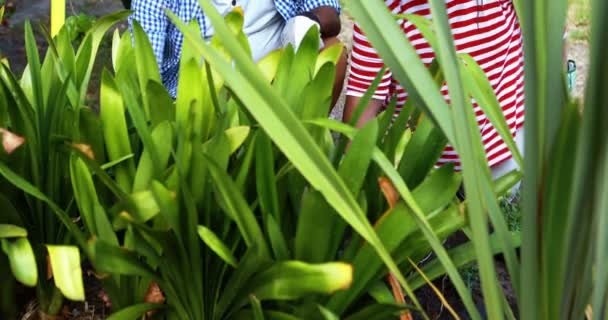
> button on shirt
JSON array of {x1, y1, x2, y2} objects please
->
[{"x1": 130, "y1": 0, "x2": 340, "y2": 97}]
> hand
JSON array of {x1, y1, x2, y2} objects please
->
[{"x1": 281, "y1": 15, "x2": 324, "y2": 51}]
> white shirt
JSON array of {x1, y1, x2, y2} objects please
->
[{"x1": 210, "y1": 0, "x2": 285, "y2": 61}]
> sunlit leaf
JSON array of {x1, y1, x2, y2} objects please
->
[
  {"x1": 47, "y1": 245, "x2": 85, "y2": 301},
  {"x1": 1, "y1": 238, "x2": 37, "y2": 286}
]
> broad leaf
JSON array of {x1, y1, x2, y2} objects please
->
[{"x1": 47, "y1": 245, "x2": 85, "y2": 301}]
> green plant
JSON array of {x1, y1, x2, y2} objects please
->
[
  {"x1": 0, "y1": 11, "x2": 129, "y2": 316},
  {"x1": 60, "y1": 12, "x2": 358, "y2": 318},
  {"x1": 64, "y1": 13, "x2": 96, "y2": 42},
  {"x1": 59, "y1": 6, "x2": 518, "y2": 319},
  {"x1": 0, "y1": 5, "x2": 4, "y2": 60},
  {"x1": 0, "y1": 2, "x2": 12, "y2": 26},
  {"x1": 155, "y1": 2, "x2": 524, "y2": 318},
  {"x1": 350, "y1": 0, "x2": 608, "y2": 318},
  {"x1": 1, "y1": 3, "x2": 528, "y2": 320}
]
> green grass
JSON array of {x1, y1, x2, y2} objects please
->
[
  {"x1": 459, "y1": 193, "x2": 522, "y2": 290},
  {"x1": 500, "y1": 192, "x2": 522, "y2": 232}
]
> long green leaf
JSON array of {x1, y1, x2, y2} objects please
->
[
  {"x1": 117, "y1": 71, "x2": 162, "y2": 178},
  {"x1": 255, "y1": 132, "x2": 280, "y2": 225},
  {"x1": 427, "y1": 0, "x2": 504, "y2": 316},
  {"x1": 592, "y1": 139, "x2": 608, "y2": 318},
  {"x1": 24, "y1": 21, "x2": 44, "y2": 120},
  {"x1": 216, "y1": 246, "x2": 271, "y2": 319},
  {"x1": 249, "y1": 295, "x2": 265, "y2": 320},
  {"x1": 0, "y1": 224, "x2": 27, "y2": 238},
  {"x1": 203, "y1": 154, "x2": 270, "y2": 259},
  {"x1": 0, "y1": 162, "x2": 87, "y2": 246},
  {"x1": 106, "y1": 303, "x2": 165, "y2": 320},
  {"x1": 100, "y1": 70, "x2": 135, "y2": 192},
  {"x1": 132, "y1": 121, "x2": 174, "y2": 192},
  {"x1": 147, "y1": 81, "x2": 175, "y2": 128},
  {"x1": 90, "y1": 239, "x2": 157, "y2": 279},
  {"x1": 518, "y1": 0, "x2": 544, "y2": 315},
  {"x1": 266, "y1": 215, "x2": 289, "y2": 261},
  {"x1": 70, "y1": 154, "x2": 101, "y2": 235},
  {"x1": 296, "y1": 120, "x2": 377, "y2": 263},
  {"x1": 583, "y1": 0, "x2": 608, "y2": 317},
  {"x1": 132, "y1": 21, "x2": 162, "y2": 118},
  {"x1": 198, "y1": 225, "x2": 238, "y2": 268},
  {"x1": 74, "y1": 10, "x2": 131, "y2": 105}
]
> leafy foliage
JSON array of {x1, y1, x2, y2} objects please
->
[
  {"x1": 6, "y1": 0, "x2": 594, "y2": 318},
  {"x1": 0, "y1": 11, "x2": 128, "y2": 315},
  {"x1": 351, "y1": 0, "x2": 608, "y2": 318}
]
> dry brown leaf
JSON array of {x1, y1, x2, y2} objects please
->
[
  {"x1": 71, "y1": 143, "x2": 95, "y2": 160},
  {"x1": 386, "y1": 272, "x2": 413, "y2": 320},
  {"x1": 46, "y1": 255, "x2": 53, "y2": 280},
  {"x1": 0, "y1": 128, "x2": 25, "y2": 154},
  {"x1": 98, "y1": 289, "x2": 112, "y2": 308},
  {"x1": 144, "y1": 281, "x2": 165, "y2": 318},
  {"x1": 378, "y1": 176, "x2": 400, "y2": 209},
  {"x1": 585, "y1": 304, "x2": 592, "y2": 320},
  {"x1": 408, "y1": 258, "x2": 460, "y2": 320}
]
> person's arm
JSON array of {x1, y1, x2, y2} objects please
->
[
  {"x1": 298, "y1": 0, "x2": 340, "y2": 37},
  {"x1": 343, "y1": 96, "x2": 384, "y2": 127},
  {"x1": 310, "y1": 6, "x2": 340, "y2": 38},
  {"x1": 129, "y1": 0, "x2": 168, "y2": 68}
]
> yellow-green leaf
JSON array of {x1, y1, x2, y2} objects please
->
[
  {"x1": 47, "y1": 245, "x2": 85, "y2": 301},
  {"x1": 0, "y1": 224, "x2": 27, "y2": 238},
  {"x1": 2, "y1": 238, "x2": 37, "y2": 286},
  {"x1": 198, "y1": 225, "x2": 238, "y2": 267}
]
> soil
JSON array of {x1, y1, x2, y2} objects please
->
[{"x1": 0, "y1": 0, "x2": 123, "y2": 75}]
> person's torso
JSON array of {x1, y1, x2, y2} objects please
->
[
  {"x1": 386, "y1": 0, "x2": 520, "y2": 66},
  {"x1": 164, "y1": 0, "x2": 283, "y2": 69}
]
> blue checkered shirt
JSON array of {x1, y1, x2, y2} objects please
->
[{"x1": 130, "y1": 0, "x2": 340, "y2": 97}]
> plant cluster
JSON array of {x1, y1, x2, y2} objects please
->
[
  {"x1": 0, "y1": 5, "x2": 512, "y2": 319},
  {"x1": 0, "y1": 0, "x2": 606, "y2": 319}
]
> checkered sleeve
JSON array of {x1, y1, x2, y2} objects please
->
[
  {"x1": 129, "y1": 0, "x2": 169, "y2": 67},
  {"x1": 275, "y1": 0, "x2": 341, "y2": 20},
  {"x1": 300, "y1": 0, "x2": 341, "y2": 13}
]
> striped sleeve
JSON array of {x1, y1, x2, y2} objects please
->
[{"x1": 346, "y1": 23, "x2": 393, "y2": 101}]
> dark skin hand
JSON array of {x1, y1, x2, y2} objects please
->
[{"x1": 312, "y1": 6, "x2": 341, "y2": 38}]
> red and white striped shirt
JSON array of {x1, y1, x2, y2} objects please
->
[{"x1": 347, "y1": 0, "x2": 525, "y2": 170}]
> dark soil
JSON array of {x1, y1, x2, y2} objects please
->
[{"x1": 0, "y1": 0, "x2": 123, "y2": 73}]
